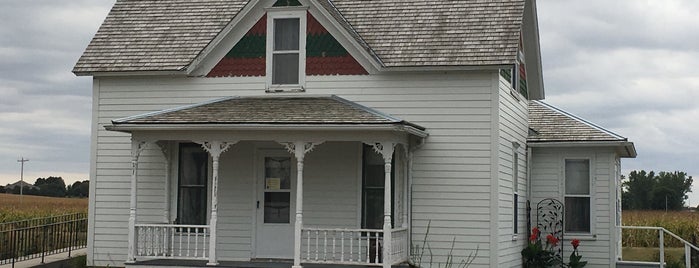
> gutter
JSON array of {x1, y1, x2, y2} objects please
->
[{"x1": 105, "y1": 123, "x2": 429, "y2": 138}]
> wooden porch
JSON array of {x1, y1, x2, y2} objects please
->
[{"x1": 126, "y1": 259, "x2": 410, "y2": 268}]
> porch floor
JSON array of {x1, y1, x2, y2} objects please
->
[{"x1": 127, "y1": 259, "x2": 410, "y2": 268}]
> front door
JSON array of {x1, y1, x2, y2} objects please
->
[{"x1": 255, "y1": 151, "x2": 295, "y2": 259}]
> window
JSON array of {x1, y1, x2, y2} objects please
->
[
  {"x1": 361, "y1": 144, "x2": 394, "y2": 229},
  {"x1": 564, "y1": 159, "x2": 591, "y2": 233},
  {"x1": 266, "y1": 9, "x2": 306, "y2": 91},
  {"x1": 177, "y1": 143, "x2": 209, "y2": 225},
  {"x1": 512, "y1": 142, "x2": 520, "y2": 235},
  {"x1": 263, "y1": 157, "x2": 292, "y2": 223}
]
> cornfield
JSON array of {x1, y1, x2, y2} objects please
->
[
  {"x1": 0, "y1": 194, "x2": 88, "y2": 223},
  {"x1": 622, "y1": 210, "x2": 699, "y2": 247}
]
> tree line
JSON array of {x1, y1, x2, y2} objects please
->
[
  {"x1": 0, "y1": 176, "x2": 89, "y2": 198},
  {"x1": 622, "y1": 170, "x2": 693, "y2": 210}
]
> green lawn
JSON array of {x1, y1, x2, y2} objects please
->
[{"x1": 622, "y1": 247, "x2": 686, "y2": 262}]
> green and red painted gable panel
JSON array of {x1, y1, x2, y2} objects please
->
[{"x1": 207, "y1": 13, "x2": 368, "y2": 77}]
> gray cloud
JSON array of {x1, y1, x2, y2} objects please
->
[
  {"x1": 0, "y1": 0, "x2": 113, "y2": 185},
  {"x1": 538, "y1": 0, "x2": 699, "y2": 206}
]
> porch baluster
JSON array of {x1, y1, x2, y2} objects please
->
[
  {"x1": 194, "y1": 227, "x2": 199, "y2": 257},
  {"x1": 187, "y1": 229, "x2": 191, "y2": 257},
  {"x1": 340, "y1": 231, "x2": 344, "y2": 262},
  {"x1": 332, "y1": 231, "x2": 336, "y2": 261},
  {"x1": 306, "y1": 230, "x2": 311, "y2": 260},
  {"x1": 315, "y1": 230, "x2": 319, "y2": 261},
  {"x1": 323, "y1": 230, "x2": 327, "y2": 261}
]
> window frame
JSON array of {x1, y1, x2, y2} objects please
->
[
  {"x1": 175, "y1": 142, "x2": 211, "y2": 226},
  {"x1": 265, "y1": 8, "x2": 307, "y2": 92},
  {"x1": 563, "y1": 157, "x2": 594, "y2": 236},
  {"x1": 361, "y1": 144, "x2": 395, "y2": 230}
]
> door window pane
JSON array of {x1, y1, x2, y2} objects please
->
[
  {"x1": 265, "y1": 157, "x2": 291, "y2": 189},
  {"x1": 264, "y1": 192, "x2": 290, "y2": 223}
]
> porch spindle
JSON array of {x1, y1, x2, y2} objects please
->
[{"x1": 127, "y1": 140, "x2": 147, "y2": 263}]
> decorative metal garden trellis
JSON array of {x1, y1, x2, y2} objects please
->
[{"x1": 536, "y1": 198, "x2": 565, "y2": 263}]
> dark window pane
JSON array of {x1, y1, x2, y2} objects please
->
[
  {"x1": 274, "y1": 18, "x2": 299, "y2": 50},
  {"x1": 565, "y1": 197, "x2": 590, "y2": 232},
  {"x1": 177, "y1": 143, "x2": 208, "y2": 225},
  {"x1": 364, "y1": 189, "x2": 384, "y2": 230},
  {"x1": 264, "y1": 192, "x2": 290, "y2": 223},
  {"x1": 265, "y1": 157, "x2": 291, "y2": 189},
  {"x1": 565, "y1": 159, "x2": 590, "y2": 195},
  {"x1": 272, "y1": 53, "x2": 299, "y2": 84}
]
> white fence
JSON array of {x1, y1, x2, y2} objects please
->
[
  {"x1": 301, "y1": 227, "x2": 409, "y2": 266},
  {"x1": 135, "y1": 224, "x2": 209, "y2": 260},
  {"x1": 619, "y1": 226, "x2": 699, "y2": 268}
]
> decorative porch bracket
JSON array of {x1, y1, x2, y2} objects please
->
[
  {"x1": 280, "y1": 141, "x2": 323, "y2": 268},
  {"x1": 367, "y1": 141, "x2": 397, "y2": 268},
  {"x1": 196, "y1": 141, "x2": 237, "y2": 266},
  {"x1": 127, "y1": 139, "x2": 149, "y2": 263}
]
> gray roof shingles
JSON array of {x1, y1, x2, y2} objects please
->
[
  {"x1": 73, "y1": 0, "x2": 248, "y2": 74},
  {"x1": 74, "y1": 0, "x2": 525, "y2": 73},
  {"x1": 528, "y1": 101, "x2": 627, "y2": 143},
  {"x1": 113, "y1": 95, "x2": 425, "y2": 130}
]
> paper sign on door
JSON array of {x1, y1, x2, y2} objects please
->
[{"x1": 266, "y1": 178, "x2": 281, "y2": 190}]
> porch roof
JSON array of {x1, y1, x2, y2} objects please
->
[{"x1": 107, "y1": 95, "x2": 427, "y2": 138}]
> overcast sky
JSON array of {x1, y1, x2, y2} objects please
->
[{"x1": 1, "y1": 1, "x2": 698, "y2": 206}]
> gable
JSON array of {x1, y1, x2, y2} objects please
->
[{"x1": 207, "y1": 12, "x2": 367, "y2": 78}]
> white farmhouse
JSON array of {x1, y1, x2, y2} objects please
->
[{"x1": 73, "y1": 0, "x2": 636, "y2": 267}]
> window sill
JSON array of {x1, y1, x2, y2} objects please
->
[
  {"x1": 266, "y1": 85, "x2": 305, "y2": 93},
  {"x1": 564, "y1": 233, "x2": 596, "y2": 241}
]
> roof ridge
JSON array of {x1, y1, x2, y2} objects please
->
[{"x1": 532, "y1": 100, "x2": 626, "y2": 141}]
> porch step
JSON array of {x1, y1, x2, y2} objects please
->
[{"x1": 127, "y1": 259, "x2": 410, "y2": 268}]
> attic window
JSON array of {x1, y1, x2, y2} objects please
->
[
  {"x1": 273, "y1": 0, "x2": 302, "y2": 7},
  {"x1": 266, "y1": 9, "x2": 307, "y2": 92}
]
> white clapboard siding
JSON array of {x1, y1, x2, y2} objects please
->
[
  {"x1": 493, "y1": 76, "x2": 530, "y2": 267},
  {"x1": 90, "y1": 72, "x2": 498, "y2": 267},
  {"x1": 530, "y1": 147, "x2": 618, "y2": 267}
]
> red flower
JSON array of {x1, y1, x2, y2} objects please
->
[
  {"x1": 546, "y1": 234, "x2": 559, "y2": 246},
  {"x1": 571, "y1": 239, "x2": 580, "y2": 249},
  {"x1": 529, "y1": 227, "x2": 540, "y2": 241}
]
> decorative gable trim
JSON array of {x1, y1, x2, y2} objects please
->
[{"x1": 189, "y1": 0, "x2": 379, "y2": 77}]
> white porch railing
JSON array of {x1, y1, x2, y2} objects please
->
[
  {"x1": 301, "y1": 227, "x2": 409, "y2": 266},
  {"x1": 619, "y1": 226, "x2": 699, "y2": 268},
  {"x1": 135, "y1": 224, "x2": 209, "y2": 260}
]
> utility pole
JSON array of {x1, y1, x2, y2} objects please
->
[{"x1": 17, "y1": 157, "x2": 29, "y2": 203}]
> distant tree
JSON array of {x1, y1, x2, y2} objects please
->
[
  {"x1": 34, "y1": 176, "x2": 67, "y2": 197},
  {"x1": 622, "y1": 170, "x2": 655, "y2": 210},
  {"x1": 0, "y1": 185, "x2": 4, "y2": 193},
  {"x1": 622, "y1": 170, "x2": 693, "y2": 210},
  {"x1": 67, "y1": 180, "x2": 89, "y2": 197}
]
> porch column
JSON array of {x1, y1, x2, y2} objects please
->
[
  {"x1": 127, "y1": 139, "x2": 148, "y2": 263},
  {"x1": 155, "y1": 141, "x2": 171, "y2": 223},
  {"x1": 198, "y1": 141, "x2": 235, "y2": 266},
  {"x1": 282, "y1": 141, "x2": 322, "y2": 268},
  {"x1": 372, "y1": 142, "x2": 395, "y2": 268}
]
